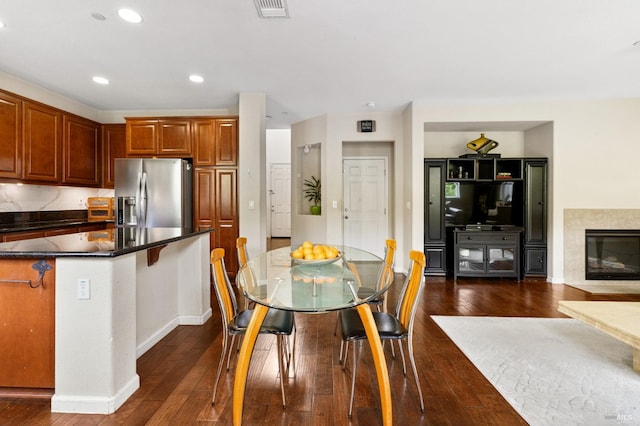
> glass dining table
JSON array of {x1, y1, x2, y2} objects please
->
[{"x1": 233, "y1": 246, "x2": 393, "y2": 425}]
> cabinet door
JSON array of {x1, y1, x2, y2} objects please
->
[
  {"x1": 525, "y1": 161, "x2": 547, "y2": 244},
  {"x1": 102, "y1": 124, "x2": 127, "y2": 188},
  {"x1": 194, "y1": 167, "x2": 215, "y2": 227},
  {"x1": 63, "y1": 114, "x2": 101, "y2": 186},
  {"x1": 126, "y1": 119, "x2": 157, "y2": 155},
  {"x1": 215, "y1": 168, "x2": 239, "y2": 278},
  {"x1": 193, "y1": 119, "x2": 216, "y2": 166},
  {"x1": 0, "y1": 91, "x2": 22, "y2": 179},
  {"x1": 524, "y1": 247, "x2": 547, "y2": 275},
  {"x1": 158, "y1": 119, "x2": 192, "y2": 156},
  {"x1": 424, "y1": 245, "x2": 446, "y2": 275},
  {"x1": 424, "y1": 160, "x2": 445, "y2": 243},
  {"x1": 0, "y1": 259, "x2": 55, "y2": 388},
  {"x1": 214, "y1": 118, "x2": 238, "y2": 166},
  {"x1": 22, "y1": 101, "x2": 62, "y2": 183}
]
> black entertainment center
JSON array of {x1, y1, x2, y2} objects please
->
[{"x1": 424, "y1": 156, "x2": 547, "y2": 279}]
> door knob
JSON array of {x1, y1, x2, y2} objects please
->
[{"x1": 344, "y1": 216, "x2": 349, "y2": 219}]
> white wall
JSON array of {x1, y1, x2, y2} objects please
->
[
  {"x1": 291, "y1": 112, "x2": 407, "y2": 267},
  {"x1": 238, "y1": 93, "x2": 267, "y2": 255}
]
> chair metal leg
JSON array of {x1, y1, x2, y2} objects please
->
[
  {"x1": 212, "y1": 331, "x2": 229, "y2": 405},
  {"x1": 277, "y1": 335, "x2": 287, "y2": 408},
  {"x1": 348, "y1": 341, "x2": 357, "y2": 418},
  {"x1": 398, "y1": 339, "x2": 407, "y2": 375},
  {"x1": 407, "y1": 333, "x2": 425, "y2": 412},
  {"x1": 226, "y1": 334, "x2": 237, "y2": 370}
]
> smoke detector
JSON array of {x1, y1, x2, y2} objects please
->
[{"x1": 254, "y1": 0, "x2": 289, "y2": 18}]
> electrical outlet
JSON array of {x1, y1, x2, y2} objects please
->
[{"x1": 77, "y1": 278, "x2": 90, "y2": 300}]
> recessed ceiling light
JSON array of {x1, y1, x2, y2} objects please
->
[
  {"x1": 367, "y1": 102, "x2": 376, "y2": 109},
  {"x1": 0, "y1": 20, "x2": 5, "y2": 28},
  {"x1": 92, "y1": 76, "x2": 109, "y2": 85},
  {"x1": 189, "y1": 74, "x2": 204, "y2": 83},
  {"x1": 118, "y1": 8, "x2": 143, "y2": 24}
]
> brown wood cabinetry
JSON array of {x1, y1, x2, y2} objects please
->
[
  {"x1": 214, "y1": 119, "x2": 238, "y2": 166},
  {"x1": 22, "y1": 101, "x2": 63, "y2": 183},
  {"x1": 102, "y1": 124, "x2": 127, "y2": 188},
  {"x1": 0, "y1": 258, "x2": 55, "y2": 388},
  {"x1": 194, "y1": 167, "x2": 239, "y2": 279},
  {"x1": 214, "y1": 168, "x2": 239, "y2": 277},
  {"x1": 0, "y1": 91, "x2": 22, "y2": 180},
  {"x1": 193, "y1": 118, "x2": 238, "y2": 166},
  {"x1": 125, "y1": 118, "x2": 192, "y2": 157},
  {"x1": 2, "y1": 230, "x2": 45, "y2": 242},
  {"x1": 62, "y1": 114, "x2": 101, "y2": 186}
]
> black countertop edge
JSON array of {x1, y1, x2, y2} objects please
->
[{"x1": 0, "y1": 228, "x2": 214, "y2": 259}]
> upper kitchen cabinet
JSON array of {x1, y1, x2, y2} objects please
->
[
  {"x1": 193, "y1": 118, "x2": 238, "y2": 166},
  {"x1": 214, "y1": 118, "x2": 237, "y2": 166},
  {"x1": 125, "y1": 118, "x2": 192, "y2": 157},
  {"x1": 0, "y1": 91, "x2": 22, "y2": 180},
  {"x1": 22, "y1": 101, "x2": 63, "y2": 183},
  {"x1": 62, "y1": 114, "x2": 101, "y2": 186},
  {"x1": 102, "y1": 124, "x2": 126, "y2": 188}
]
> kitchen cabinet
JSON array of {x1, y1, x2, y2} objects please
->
[
  {"x1": 214, "y1": 118, "x2": 238, "y2": 166},
  {"x1": 0, "y1": 91, "x2": 22, "y2": 180},
  {"x1": 22, "y1": 100, "x2": 63, "y2": 183},
  {"x1": 102, "y1": 124, "x2": 127, "y2": 188},
  {"x1": 192, "y1": 117, "x2": 238, "y2": 166},
  {"x1": 0, "y1": 258, "x2": 55, "y2": 388},
  {"x1": 194, "y1": 167, "x2": 239, "y2": 279},
  {"x1": 62, "y1": 114, "x2": 101, "y2": 186},
  {"x1": 125, "y1": 118, "x2": 192, "y2": 157}
]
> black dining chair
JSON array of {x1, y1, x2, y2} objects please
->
[
  {"x1": 337, "y1": 250, "x2": 426, "y2": 417},
  {"x1": 210, "y1": 248, "x2": 295, "y2": 407},
  {"x1": 337, "y1": 239, "x2": 397, "y2": 362}
]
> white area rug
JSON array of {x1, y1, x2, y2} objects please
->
[
  {"x1": 567, "y1": 283, "x2": 640, "y2": 295},
  {"x1": 432, "y1": 316, "x2": 640, "y2": 426}
]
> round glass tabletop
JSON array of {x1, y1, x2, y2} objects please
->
[{"x1": 237, "y1": 246, "x2": 388, "y2": 313}]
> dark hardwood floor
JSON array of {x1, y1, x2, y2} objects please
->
[{"x1": 2, "y1": 253, "x2": 640, "y2": 425}]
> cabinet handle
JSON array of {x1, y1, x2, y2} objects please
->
[{"x1": 219, "y1": 224, "x2": 232, "y2": 228}]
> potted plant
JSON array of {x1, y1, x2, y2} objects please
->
[{"x1": 303, "y1": 176, "x2": 321, "y2": 215}]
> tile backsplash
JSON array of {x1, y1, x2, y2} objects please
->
[{"x1": 0, "y1": 183, "x2": 114, "y2": 212}]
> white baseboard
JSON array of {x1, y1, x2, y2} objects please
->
[
  {"x1": 179, "y1": 307, "x2": 213, "y2": 325},
  {"x1": 51, "y1": 374, "x2": 140, "y2": 414},
  {"x1": 136, "y1": 318, "x2": 180, "y2": 358}
]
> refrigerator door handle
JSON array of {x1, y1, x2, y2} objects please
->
[{"x1": 140, "y1": 172, "x2": 149, "y2": 227}]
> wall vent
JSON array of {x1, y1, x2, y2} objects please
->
[{"x1": 254, "y1": 0, "x2": 289, "y2": 18}]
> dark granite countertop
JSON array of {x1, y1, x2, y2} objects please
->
[
  {"x1": 0, "y1": 227, "x2": 214, "y2": 258},
  {"x1": 0, "y1": 210, "x2": 99, "y2": 233}
]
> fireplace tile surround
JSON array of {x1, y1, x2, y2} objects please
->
[{"x1": 564, "y1": 209, "x2": 640, "y2": 285}]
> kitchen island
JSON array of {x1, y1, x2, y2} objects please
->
[{"x1": 0, "y1": 227, "x2": 213, "y2": 414}]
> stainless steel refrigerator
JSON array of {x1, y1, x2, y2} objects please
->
[{"x1": 114, "y1": 158, "x2": 193, "y2": 228}]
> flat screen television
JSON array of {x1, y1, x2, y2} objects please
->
[{"x1": 444, "y1": 181, "x2": 524, "y2": 227}]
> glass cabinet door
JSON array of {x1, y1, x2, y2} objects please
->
[
  {"x1": 487, "y1": 247, "x2": 516, "y2": 273},
  {"x1": 458, "y1": 247, "x2": 485, "y2": 273}
]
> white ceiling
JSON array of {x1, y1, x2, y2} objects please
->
[{"x1": 1, "y1": 0, "x2": 640, "y2": 129}]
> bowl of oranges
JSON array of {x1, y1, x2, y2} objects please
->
[{"x1": 290, "y1": 241, "x2": 342, "y2": 265}]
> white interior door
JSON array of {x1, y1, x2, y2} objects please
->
[
  {"x1": 270, "y1": 163, "x2": 291, "y2": 237},
  {"x1": 343, "y1": 158, "x2": 388, "y2": 258}
]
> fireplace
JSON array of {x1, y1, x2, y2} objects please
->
[{"x1": 585, "y1": 230, "x2": 640, "y2": 280}]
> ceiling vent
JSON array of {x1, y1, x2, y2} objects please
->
[{"x1": 254, "y1": 0, "x2": 289, "y2": 18}]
